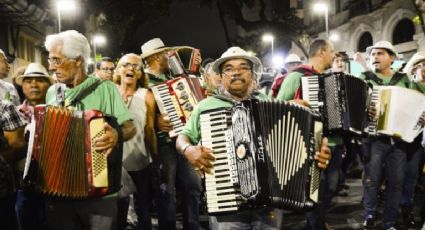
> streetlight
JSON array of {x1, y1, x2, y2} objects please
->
[
  {"x1": 56, "y1": 0, "x2": 76, "y2": 32},
  {"x1": 92, "y1": 34, "x2": 106, "y2": 64},
  {"x1": 272, "y1": 55, "x2": 284, "y2": 69},
  {"x1": 329, "y1": 33, "x2": 340, "y2": 42},
  {"x1": 262, "y1": 34, "x2": 274, "y2": 64},
  {"x1": 313, "y1": 2, "x2": 329, "y2": 38}
]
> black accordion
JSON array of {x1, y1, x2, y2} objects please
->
[
  {"x1": 200, "y1": 99, "x2": 323, "y2": 215},
  {"x1": 301, "y1": 72, "x2": 368, "y2": 135}
]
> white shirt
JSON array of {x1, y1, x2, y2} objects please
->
[
  {"x1": 0, "y1": 80, "x2": 20, "y2": 106},
  {"x1": 122, "y1": 88, "x2": 151, "y2": 171}
]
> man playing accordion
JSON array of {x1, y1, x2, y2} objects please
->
[
  {"x1": 43, "y1": 30, "x2": 136, "y2": 230},
  {"x1": 176, "y1": 47, "x2": 331, "y2": 229}
]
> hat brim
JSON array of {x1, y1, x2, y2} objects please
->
[
  {"x1": 140, "y1": 47, "x2": 170, "y2": 59},
  {"x1": 212, "y1": 55, "x2": 263, "y2": 74},
  {"x1": 404, "y1": 53, "x2": 425, "y2": 74},
  {"x1": 16, "y1": 74, "x2": 55, "y2": 86}
]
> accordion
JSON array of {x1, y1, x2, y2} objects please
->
[
  {"x1": 200, "y1": 99, "x2": 323, "y2": 215},
  {"x1": 367, "y1": 86, "x2": 425, "y2": 142},
  {"x1": 173, "y1": 46, "x2": 201, "y2": 74},
  {"x1": 301, "y1": 72, "x2": 368, "y2": 135},
  {"x1": 23, "y1": 105, "x2": 122, "y2": 198},
  {"x1": 151, "y1": 76, "x2": 205, "y2": 137}
]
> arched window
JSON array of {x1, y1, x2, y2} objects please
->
[
  {"x1": 357, "y1": 32, "x2": 373, "y2": 52},
  {"x1": 392, "y1": 18, "x2": 414, "y2": 45}
]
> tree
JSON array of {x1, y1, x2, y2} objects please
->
[{"x1": 86, "y1": 0, "x2": 172, "y2": 57}]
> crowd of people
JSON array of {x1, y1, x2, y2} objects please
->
[{"x1": 0, "y1": 29, "x2": 424, "y2": 230}]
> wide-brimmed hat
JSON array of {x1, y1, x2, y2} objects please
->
[
  {"x1": 366, "y1": 40, "x2": 398, "y2": 57},
  {"x1": 403, "y1": 51, "x2": 425, "y2": 75},
  {"x1": 15, "y1": 63, "x2": 54, "y2": 86},
  {"x1": 284, "y1": 54, "x2": 302, "y2": 64},
  {"x1": 212, "y1": 47, "x2": 263, "y2": 74},
  {"x1": 140, "y1": 38, "x2": 169, "y2": 59}
]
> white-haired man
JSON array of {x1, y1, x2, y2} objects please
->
[
  {"x1": 0, "y1": 49, "x2": 20, "y2": 105},
  {"x1": 176, "y1": 47, "x2": 331, "y2": 229},
  {"x1": 43, "y1": 30, "x2": 136, "y2": 230}
]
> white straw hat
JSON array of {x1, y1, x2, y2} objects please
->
[
  {"x1": 15, "y1": 63, "x2": 54, "y2": 86},
  {"x1": 140, "y1": 38, "x2": 169, "y2": 59},
  {"x1": 366, "y1": 40, "x2": 398, "y2": 57},
  {"x1": 212, "y1": 47, "x2": 263, "y2": 74},
  {"x1": 403, "y1": 51, "x2": 425, "y2": 75},
  {"x1": 284, "y1": 54, "x2": 302, "y2": 64}
]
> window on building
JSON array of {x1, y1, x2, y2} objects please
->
[
  {"x1": 335, "y1": 0, "x2": 341, "y2": 13},
  {"x1": 357, "y1": 32, "x2": 373, "y2": 52},
  {"x1": 16, "y1": 35, "x2": 35, "y2": 62},
  {"x1": 297, "y1": 0, "x2": 303, "y2": 9},
  {"x1": 392, "y1": 18, "x2": 414, "y2": 45}
]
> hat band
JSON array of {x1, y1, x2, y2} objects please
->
[{"x1": 25, "y1": 71, "x2": 47, "y2": 76}]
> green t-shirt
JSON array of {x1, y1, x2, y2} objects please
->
[
  {"x1": 46, "y1": 77, "x2": 133, "y2": 125},
  {"x1": 182, "y1": 92, "x2": 268, "y2": 144},
  {"x1": 358, "y1": 72, "x2": 411, "y2": 88},
  {"x1": 275, "y1": 71, "x2": 304, "y2": 101}
]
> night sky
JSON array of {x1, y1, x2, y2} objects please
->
[{"x1": 100, "y1": 0, "x2": 235, "y2": 60}]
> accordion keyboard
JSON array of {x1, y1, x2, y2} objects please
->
[
  {"x1": 90, "y1": 117, "x2": 108, "y2": 188},
  {"x1": 151, "y1": 84, "x2": 185, "y2": 137},
  {"x1": 367, "y1": 88, "x2": 380, "y2": 135},
  {"x1": 301, "y1": 76, "x2": 322, "y2": 111},
  {"x1": 200, "y1": 109, "x2": 241, "y2": 214}
]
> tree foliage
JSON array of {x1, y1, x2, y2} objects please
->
[{"x1": 83, "y1": 0, "x2": 306, "y2": 58}]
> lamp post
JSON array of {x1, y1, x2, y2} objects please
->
[
  {"x1": 262, "y1": 34, "x2": 274, "y2": 65},
  {"x1": 92, "y1": 34, "x2": 106, "y2": 64},
  {"x1": 56, "y1": 0, "x2": 76, "y2": 32},
  {"x1": 313, "y1": 2, "x2": 329, "y2": 38}
]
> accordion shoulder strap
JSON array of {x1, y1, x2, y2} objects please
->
[
  {"x1": 363, "y1": 71, "x2": 409, "y2": 87},
  {"x1": 389, "y1": 72, "x2": 409, "y2": 87},
  {"x1": 69, "y1": 79, "x2": 103, "y2": 107},
  {"x1": 363, "y1": 71, "x2": 384, "y2": 85}
]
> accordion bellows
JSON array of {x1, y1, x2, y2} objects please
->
[{"x1": 24, "y1": 105, "x2": 113, "y2": 198}]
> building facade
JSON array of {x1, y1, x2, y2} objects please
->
[{"x1": 291, "y1": 0, "x2": 423, "y2": 62}]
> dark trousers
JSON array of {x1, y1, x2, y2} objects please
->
[
  {"x1": 157, "y1": 141, "x2": 202, "y2": 230},
  {"x1": 401, "y1": 138, "x2": 424, "y2": 208},
  {"x1": 128, "y1": 166, "x2": 153, "y2": 230},
  {"x1": 362, "y1": 137, "x2": 406, "y2": 225},
  {"x1": 15, "y1": 189, "x2": 46, "y2": 230},
  {"x1": 45, "y1": 195, "x2": 118, "y2": 230},
  {"x1": 0, "y1": 193, "x2": 18, "y2": 230},
  {"x1": 306, "y1": 144, "x2": 344, "y2": 229}
]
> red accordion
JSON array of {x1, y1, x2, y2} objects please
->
[
  {"x1": 151, "y1": 76, "x2": 205, "y2": 137},
  {"x1": 24, "y1": 105, "x2": 114, "y2": 198}
]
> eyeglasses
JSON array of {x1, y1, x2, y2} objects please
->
[
  {"x1": 48, "y1": 57, "x2": 73, "y2": 66},
  {"x1": 101, "y1": 67, "x2": 115, "y2": 72},
  {"x1": 222, "y1": 65, "x2": 252, "y2": 76},
  {"x1": 121, "y1": 63, "x2": 140, "y2": 70}
]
